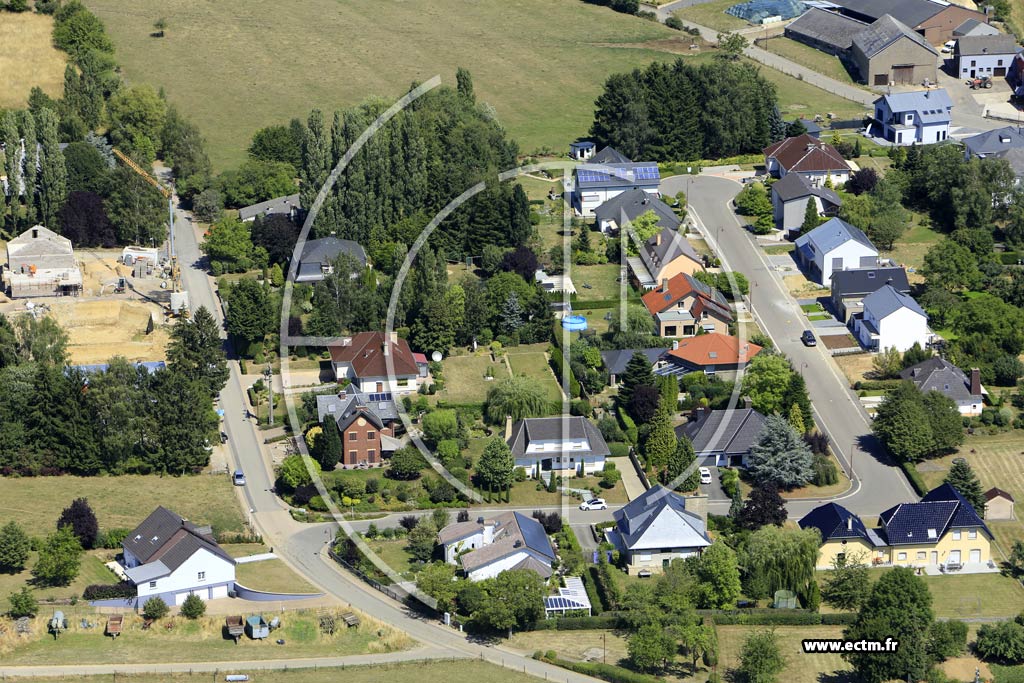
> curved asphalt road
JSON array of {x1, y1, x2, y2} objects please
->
[{"x1": 666, "y1": 173, "x2": 918, "y2": 517}]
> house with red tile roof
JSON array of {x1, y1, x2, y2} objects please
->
[
  {"x1": 763, "y1": 133, "x2": 851, "y2": 187},
  {"x1": 660, "y1": 333, "x2": 762, "y2": 380},
  {"x1": 641, "y1": 273, "x2": 733, "y2": 338},
  {"x1": 327, "y1": 331, "x2": 427, "y2": 394}
]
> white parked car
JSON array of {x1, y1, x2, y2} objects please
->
[
  {"x1": 941, "y1": 40, "x2": 956, "y2": 53},
  {"x1": 699, "y1": 467, "x2": 713, "y2": 485},
  {"x1": 579, "y1": 498, "x2": 607, "y2": 511}
]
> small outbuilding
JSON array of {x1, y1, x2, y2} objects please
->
[{"x1": 984, "y1": 487, "x2": 1015, "y2": 520}]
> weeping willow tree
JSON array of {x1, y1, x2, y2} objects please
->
[
  {"x1": 484, "y1": 375, "x2": 549, "y2": 424},
  {"x1": 740, "y1": 526, "x2": 821, "y2": 598}
]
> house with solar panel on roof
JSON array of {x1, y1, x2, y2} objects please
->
[
  {"x1": 571, "y1": 146, "x2": 660, "y2": 217},
  {"x1": 437, "y1": 511, "x2": 556, "y2": 581},
  {"x1": 800, "y1": 484, "x2": 994, "y2": 573},
  {"x1": 327, "y1": 331, "x2": 428, "y2": 394},
  {"x1": 871, "y1": 89, "x2": 952, "y2": 146},
  {"x1": 119, "y1": 507, "x2": 237, "y2": 606},
  {"x1": 316, "y1": 388, "x2": 403, "y2": 468}
]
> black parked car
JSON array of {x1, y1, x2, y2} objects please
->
[{"x1": 801, "y1": 330, "x2": 817, "y2": 347}]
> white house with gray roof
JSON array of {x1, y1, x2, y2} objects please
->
[
  {"x1": 609, "y1": 485, "x2": 711, "y2": 575},
  {"x1": 955, "y1": 34, "x2": 1020, "y2": 80},
  {"x1": 506, "y1": 416, "x2": 611, "y2": 477},
  {"x1": 954, "y1": 18, "x2": 1000, "y2": 39},
  {"x1": 571, "y1": 147, "x2": 660, "y2": 217},
  {"x1": 794, "y1": 217, "x2": 879, "y2": 285},
  {"x1": 872, "y1": 89, "x2": 952, "y2": 146},
  {"x1": 900, "y1": 357, "x2": 985, "y2": 416},
  {"x1": 770, "y1": 172, "x2": 842, "y2": 234},
  {"x1": 676, "y1": 405, "x2": 767, "y2": 467},
  {"x1": 853, "y1": 284, "x2": 930, "y2": 352},
  {"x1": 594, "y1": 188, "x2": 679, "y2": 235},
  {"x1": 295, "y1": 237, "x2": 368, "y2": 282},
  {"x1": 121, "y1": 507, "x2": 236, "y2": 606},
  {"x1": 437, "y1": 511, "x2": 555, "y2": 581}
]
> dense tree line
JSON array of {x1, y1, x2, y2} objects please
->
[
  {"x1": 296, "y1": 76, "x2": 531, "y2": 260},
  {"x1": 0, "y1": 310, "x2": 224, "y2": 476},
  {"x1": 590, "y1": 58, "x2": 777, "y2": 161}
]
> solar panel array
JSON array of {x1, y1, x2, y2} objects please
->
[
  {"x1": 633, "y1": 166, "x2": 660, "y2": 180},
  {"x1": 367, "y1": 392, "x2": 393, "y2": 403},
  {"x1": 544, "y1": 596, "x2": 588, "y2": 610},
  {"x1": 576, "y1": 165, "x2": 660, "y2": 184}
]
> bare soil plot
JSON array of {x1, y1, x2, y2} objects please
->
[
  {"x1": 46, "y1": 298, "x2": 170, "y2": 365},
  {"x1": 833, "y1": 352, "x2": 875, "y2": 386}
]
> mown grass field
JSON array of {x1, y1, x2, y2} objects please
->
[
  {"x1": 0, "y1": 13, "x2": 66, "y2": 110},
  {"x1": 759, "y1": 36, "x2": 857, "y2": 85},
  {"x1": 506, "y1": 344, "x2": 564, "y2": 401},
  {"x1": 438, "y1": 352, "x2": 511, "y2": 404},
  {"x1": 716, "y1": 625, "x2": 853, "y2": 683},
  {"x1": 0, "y1": 661, "x2": 533, "y2": 683},
  {"x1": 675, "y1": 0, "x2": 749, "y2": 32},
  {"x1": 915, "y1": 431, "x2": 1024, "y2": 559},
  {"x1": 0, "y1": 608, "x2": 410, "y2": 665},
  {"x1": 0, "y1": 551, "x2": 117, "y2": 613},
  {"x1": 83, "y1": 0, "x2": 677, "y2": 170},
  {"x1": 0, "y1": 473, "x2": 246, "y2": 536}
]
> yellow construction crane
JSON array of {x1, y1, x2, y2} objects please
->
[{"x1": 111, "y1": 148, "x2": 188, "y2": 317}]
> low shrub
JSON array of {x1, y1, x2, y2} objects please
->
[{"x1": 82, "y1": 583, "x2": 136, "y2": 601}]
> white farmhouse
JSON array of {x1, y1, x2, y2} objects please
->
[
  {"x1": 571, "y1": 147, "x2": 660, "y2": 217},
  {"x1": 955, "y1": 34, "x2": 1020, "y2": 80},
  {"x1": 794, "y1": 217, "x2": 879, "y2": 285},
  {"x1": 121, "y1": 507, "x2": 236, "y2": 606},
  {"x1": 853, "y1": 284, "x2": 930, "y2": 352},
  {"x1": 437, "y1": 512, "x2": 556, "y2": 581},
  {"x1": 608, "y1": 485, "x2": 711, "y2": 575},
  {"x1": 872, "y1": 89, "x2": 952, "y2": 146}
]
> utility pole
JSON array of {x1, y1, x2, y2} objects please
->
[{"x1": 264, "y1": 365, "x2": 274, "y2": 426}]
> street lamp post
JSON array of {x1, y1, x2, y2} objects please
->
[{"x1": 850, "y1": 440, "x2": 857, "y2": 481}]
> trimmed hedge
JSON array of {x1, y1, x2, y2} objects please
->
[
  {"x1": 699, "y1": 608, "x2": 857, "y2": 625},
  {"x1": 549, "y1": 657, "x2": 665, "y2": 683},
  {"x1": 82, "y1": 583, "x2": 136, "y2": 601},
  {"x1": 617, "y1": 408, "x2": 638, "y2": 445},
  {"x1": 608, "y1": 441, "x2": 630, "y2": 457},
  {"x1": 852, "y1": 379, "x2": 903, "y2": 391},
  {"x1": 548, "y1": 346, "x2": 581, "y2": 398},
  {"x1": 901, "y1": 460, "x2": 930, "y2": 497}
]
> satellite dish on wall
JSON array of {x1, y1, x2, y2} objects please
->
[{"x1": 431, "y1": 351, "x2": 442, "y2": 362}]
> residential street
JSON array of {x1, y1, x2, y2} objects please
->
[{"x1": 662, "y1": 173, "x2": 919, "y2": 518}]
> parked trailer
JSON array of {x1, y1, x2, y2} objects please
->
[
  {"x1": 106, "y1": 615, "x2": 123, "y2": 638},
  {"x1": 341, "y1": 612, "x2": 361, "y2": 628},
  {"x1": 245, "y1": 615, "x2": 269, "y2": 640},
  {"x1": 225, "y1": 615, "x2": 244, "y2": 643}
]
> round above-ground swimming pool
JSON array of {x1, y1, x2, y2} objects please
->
[{"x1": 561, "y1": 315, "x2": 588, "y2": 332}]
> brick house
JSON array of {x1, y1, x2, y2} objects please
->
[
  {"x1": 316, "y1": 390, "x2": 402, "y2": 469},
  {"x1": 641, "y1": 272, "x2": 733, "y2": 338}
]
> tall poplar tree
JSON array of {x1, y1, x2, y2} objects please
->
[
  {"x1": 19, "y1": 111, "x2": 38, "y2": 226},
  {"x1": 37, "y1": 108, "x2": 67, "y2": 228}
]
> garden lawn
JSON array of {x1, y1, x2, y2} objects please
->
[
  {"x1": 364, "y1": 538, "x2": 420, "y2": 579},
  {"x1": 716, "y1": 625, "x2": 853, "y2": 683},
  {"x1": 0, "y1": 551, "x2": 118, "y2": 614},
  {"x1": 507, "y1": 629, "x2": 629, "y2": 665},
  {"x1": 922, "y1": 572, "x2": 1024, "y2": 620},
  {"x1": 505, "y1": 345, "x2": 564, "y2": 401},
  {"x1": 439, "y1": 352, "x2": 511, "y2": 404},
  {"x1": 234, "y1": 557, "x2": 321, "y2": 595},
  {"x1": 913, "y1": 431, "x2": 1024, "y2": 559},
  {"x1": 760, "y1": 36, "x2": 858, "y2": 85},
  {"x1": 0, "y1": 609, "x2": 411, "y2": 665},
  {"x1": 0, "y1": 661, "x2": 535, "y2": 683},
  {"x1": 0, "y1": 474, "x2": 246, "y2": 537},
  {"x1": 83, "y1": 0, "x2": 676, "y2": 170},
  {"x1": 675, "y1": 0, "x2": 749, "y2": 32},
  {"x1": 0, "y1": 13, "x2": 66, "y2": 110},
  {"x1": 572, "y1": 263, "x2": 629, "y2": 302},
  {"x1": 880, "y1": 214, "x2": 942, "y2": 275}
]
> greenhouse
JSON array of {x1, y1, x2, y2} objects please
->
[{"x1": 726, "y1": 0, "x2": 807, "y2": 24}]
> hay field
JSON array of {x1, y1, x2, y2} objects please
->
[
  {"x1": 46, "y1": 298, "x2": 170, "y2": 364},
  {"x1": 0, "y1": 13, "x2": 66, "y2": 110},
  {"x1": 83, "y1": 0, "x2": 676, "y2": 170}
]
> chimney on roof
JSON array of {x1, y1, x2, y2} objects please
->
[
  {"x1": 847, "y1": 516, "x2": 853, "y2": 532},
  {"x1": 662, "y1": 278, "x2": 669, "y2": 293},
  {"x1": 970, "y1": 368, "x2": 982, "y2": 396},
  {"x1": 742, "y1": 396, "x2": 752, "y2": 410},
  {"x1": 685, "y1": 494, "x2": 708, "y2": 525},
  {"x1": 504, "y1": 414, "x2": 513, "y2": 440},
  {"x1": 655, "y1": 232, "x2": 662, "y2": 247},
  {"x1": 672, "y1": 340, "x2": 679, "y2": 351},
  {"x1": 338, "y1": 388, "x2": 347, "y2": 399}
]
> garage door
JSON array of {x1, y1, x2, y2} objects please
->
[
  {"x1": 995, "y1": 67, "x2": 1007, "y2": 77},
  {"x1": 970, "y1": 549, "x2": 982, "y2": 563},
  {"x1": 893, "y1": 66, "x2": 914, "y2": 84},
  {"x1": 873, "y1": 74, "x2": 888, "y2": 86}
]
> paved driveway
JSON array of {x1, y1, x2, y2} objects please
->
[{"x1": 663, "y1": 174, "x2": 918, "y2": 518}]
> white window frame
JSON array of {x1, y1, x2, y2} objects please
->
[
  {"x1": 952, "y1": 530, "x2": 961, "y2": 540},
  {"x1": 897, "y1": 552, "x2": 907, "y2": 561},
  {"x1": 968, "y1": 530, "x2": 977, "y2": 540}
]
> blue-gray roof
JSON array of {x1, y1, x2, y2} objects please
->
[
  {"x1": 879, "y1": 484, "x2": 991, "y2": 546},
  {"x1": 785, "y1": 8, "x2": 867, "y2": 52},
  {"x1": 613, "y1": 485, "x2": 711, "y2": 551},
  {"x1": 900, "y1": 357, "x2": 982, "y2": 405},
  {"x1": 794, "y1": 217, "x2": 877, "y2": 255},
  {"x1": 514, "y1": 511, "x2": 556, "y2": 560},
  {"x1": 677, "y1": 408, "x2": 766, "y2": 457},
  {"x1": 874, "y1": 89, "x2": 952, "y2": 125},
  {"x1": 316, "y1": 391, "x2": 398, "y2": 425},
  {"x1": 963, "y1": 126, "x2": 1024, "y2": 158},
  {"x1": 853, "y1": 14, "x2": 937, "y2": 58},
  {"x1": 591, "y1": 146, "x2": 631, "y2": 164},
  {"x1": 830, "y1": 0, "x2": 943, "y2": 29},
  {"x1": 570, "y1": 141, "x2": 596, "y2": 150},
  {"x1": 830, "y1": 267, "x2": 909, "y2": 298},
  {"x1": 799, "y1": 502, "x2": 878, "y2": 545},
  {"x1": 238, "y1": 193, "x2": 301, "y2": 221},
  {"x1": 771, "y1": 171, "x2": 842, "y2": 204},
  {"x1": 594, "y1": 189, "x2": 679, "y2": 230},
  {"x1": 862, "y1": 284, "x2": 926, "y2": 320}
]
